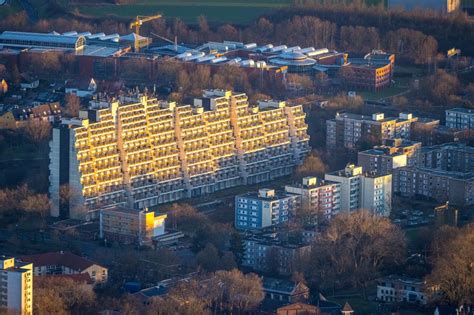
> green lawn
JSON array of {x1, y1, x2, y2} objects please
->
[
  {"x1": 73, "y1": 0, "x2": 290, "y2": 24},
  {"x1": 71, "y1": 0, "x2": 387, "y2": 24}
]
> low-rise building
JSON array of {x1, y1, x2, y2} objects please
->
[
  {"x1": 446, "y1": 108, "x2": 474, "y2": 130},
  {"x1": 0, "y1": 102, "x2": 61, "y2": 129},
  {"x1": 262, "y1": 277, "x2": 310, "y2": 307},
  {"x1": 235, "y1": 189, "x2": 299, "y2": 230},
  {"x1": 65, "y1": 78, "x2": 97, "y2": 98},
  {"x1": 0, "y1": 256, "x2": 33, "y2": 315},
  {"x1": 242, "y1": 232, "x2": 311, "y2": 275},
  {"x1": 377, "y1": 275, "x2": 428, "y2": 304},
  {"x1": 19, "y1": 251, "x2": 108, "y2": 284},
  {"x1": 19, "y1": 74, "x2": 39, "y2": 90},
  {"x1": 325, "y1": 164, "x2": 392, "y2": 216},
  {"x1": 284, "y1": 176, "x2": 341, "y2": 223},
  {"x1": 99, "y1": 206, "x2": 167, "y2": 245},
  {"x1": 277, "y1": 303, "x2": 320, "y2": 315}
]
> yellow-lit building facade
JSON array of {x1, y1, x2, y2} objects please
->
[
  {"x1": 99, "y1": 207, "x2": 167, "y2": 245},
  {"x1": 49, "y1": 90, "x2": 310, "y2": 219},
  {"x1": 0, "y1": 256, "x2": 33, "y2": 315}
]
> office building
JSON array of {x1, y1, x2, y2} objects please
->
[
  {"x1": 99, "y1": 207, "x2": 167, "y2": 245},
  {"x1": 326, "y1": 112, "x2": 418, "y2": 150},
  {"x1": 446, "y1": 108, "x2": 474, "y2": 129},
  {"x1": 325, "y1": 164, "x2": 392, "y2": 216},
  {"x1": 49, "y1": 90, "x2": 310, "y2": 219},
  {"x1": 343, "y1": 58, "x2": 392, "y2": 91},
  {"x1": 235, "y1": 189, "x2": 299, "y2": 230},
  {"x1": 0, "y1": 256, "x2": 33, "y2": 315},
  {"x1": 358, "y1": 139, "x2": 421, "y2": 175},
  {"x1": 19, "y1": 251, "x2": 108, "y2": 284},
  {"x1": 377, "y1": 276, "x2": 428, "y2": 304},
  {"x1": 284, "y1": 176, "x2": 341, "y2": 223}
]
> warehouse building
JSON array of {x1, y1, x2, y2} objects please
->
[{"x1": 0, "y1": 31, "x2": 86, "y2": 51}]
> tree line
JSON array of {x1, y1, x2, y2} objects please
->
[{"x1": 1, "y1": 4, "x2": 465, "y2": 65}]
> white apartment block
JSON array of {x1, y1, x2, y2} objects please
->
[
  {"x1": 49, "y1": 90, "x2": 310, "y2": 219},
  {"x1": 361, "y1": 173, "x2": 392, "y2": 217},
  {"x1": 285, "y1": 176, "x2": 341, "y2": 223},
  {"x1": 0, "y1": 256, "x2": 33, "y2": 315},
  {"x1": 445, "y1": 108, "x2": 474, "y2": 129},
  {"x1": 377, "y1": 276, "x2": 428, "y2": 305},
  {"x1": 324, "y1": 164, "x2": 392, "y2": 216}
]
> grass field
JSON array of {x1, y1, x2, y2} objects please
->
[
  {"x1": 71, "y1": 0, "x2": 387, "y2": 24},
  {"x1": 73, "y1": 0, "x2": 291, "y2": 24}
]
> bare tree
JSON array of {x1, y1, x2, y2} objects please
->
[
  {"x1": 426, "y1": 224, "x2": 474, "y2": 306},
  {"x1": 294, "y1": 151, "x2": 328, "y2": 179},
  {"x1": 21, "y1": 120, "x2": 51, "y2": 146},
  {"x1": 215, "y1": 269, "x2": 264, "y2": 313},
  {"x1": 64, "y1": 93, "x2": 81, "y2": 118},
  {"x1": 309, "y1": 211, "x2": 406, "y2": 295}
]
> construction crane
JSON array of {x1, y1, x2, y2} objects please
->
[{"x1": 130, "y1": 14, "x2": 162, "y2": 51}]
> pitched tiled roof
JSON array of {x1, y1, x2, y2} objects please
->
[
  {"x1": 277, "y1": 302, "x2": 319, "y2": 311},
  {"x1": 342, "y1": 302, "x2": 354, "y2": 312},
  {"x1": 20, "y1": 251, "x2": 103, "y2": 271}
]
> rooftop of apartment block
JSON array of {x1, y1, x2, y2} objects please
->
[
  {"x1": 446, "y1": 107, "x2": 474, "y2": 114},
  {"x1": 286, "y1": 176, "x2": 339, "y2": 189},
  {"x1": 238, "y1": 188, "x2": 296, "y2": 202},
  {"x1": 420, "y1": 142, "x2": 474, "y2": 154},
  {"x1": 333, "y1": 112, "x2": 417, "y2": 124},
  {"x1": 0, "y1": 256, "x2": 32, "y2": 272},
  {"x1": 400, "y1": 166, "x2": 474, "y2": 180},
  {"x1": 243, "y1": 230, "x2": 311, "y2": 248}
]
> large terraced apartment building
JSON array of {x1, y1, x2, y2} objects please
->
[{"x1": 49, "y1": 90, "x2": 310, "y2": 219}]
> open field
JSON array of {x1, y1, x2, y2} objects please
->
[
  {"x1": 72, "y1": 0, "x2": 291, "y2": 24},
  {"x1": 69, "y1": 0, "x2": 386, "y2": 24}
]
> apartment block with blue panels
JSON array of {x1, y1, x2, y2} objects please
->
[{"x1": 235, "y1": 189, "x2": 299, "y2": 230}]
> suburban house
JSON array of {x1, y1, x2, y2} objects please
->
[
  {"x1": 20, "y1": 73, "x2": 39, "y2": 90},
  {"x1": 19, "y1": 251, "x2": 108, "y2": 284},
  {"x1": 376, "y1": 275, "x2": 428, "y2": 304},
  {"x1": 262, "y1": 277, "x2": 310, "y2": 308},
  {"x1": 0, "y1": 102, "x2": 61, "y2": 129},
  {"x1": 276, "y1": 302, "x2": 321, "y2": 315},
  {"x1": 65, "y1": 78, "x2": 97, "y2": 97}
]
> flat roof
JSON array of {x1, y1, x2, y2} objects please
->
[
  {"x1": 420, "y1": 142, "x2": 474, "y2": 154},
  {"x1": 446, "y1": 107, "x2": 474, "y2": 114},
  {"x1": 237, "y1": 191, "x2": 296, "y2": 201},
  {"x1": 75, "y1": 45, "x2": 123, "y2": 57}
]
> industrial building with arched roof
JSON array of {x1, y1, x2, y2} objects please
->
[{"x1": 0, "y1": 31, "x2": 86, "y2": 51}]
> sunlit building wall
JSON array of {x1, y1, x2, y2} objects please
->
[{"x1": 49, "y1": 90, "x2": 310, "y2": 219}]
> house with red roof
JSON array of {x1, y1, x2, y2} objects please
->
[{"x1": 19, "y1": 251, "x2": 107, "y2": 284}]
